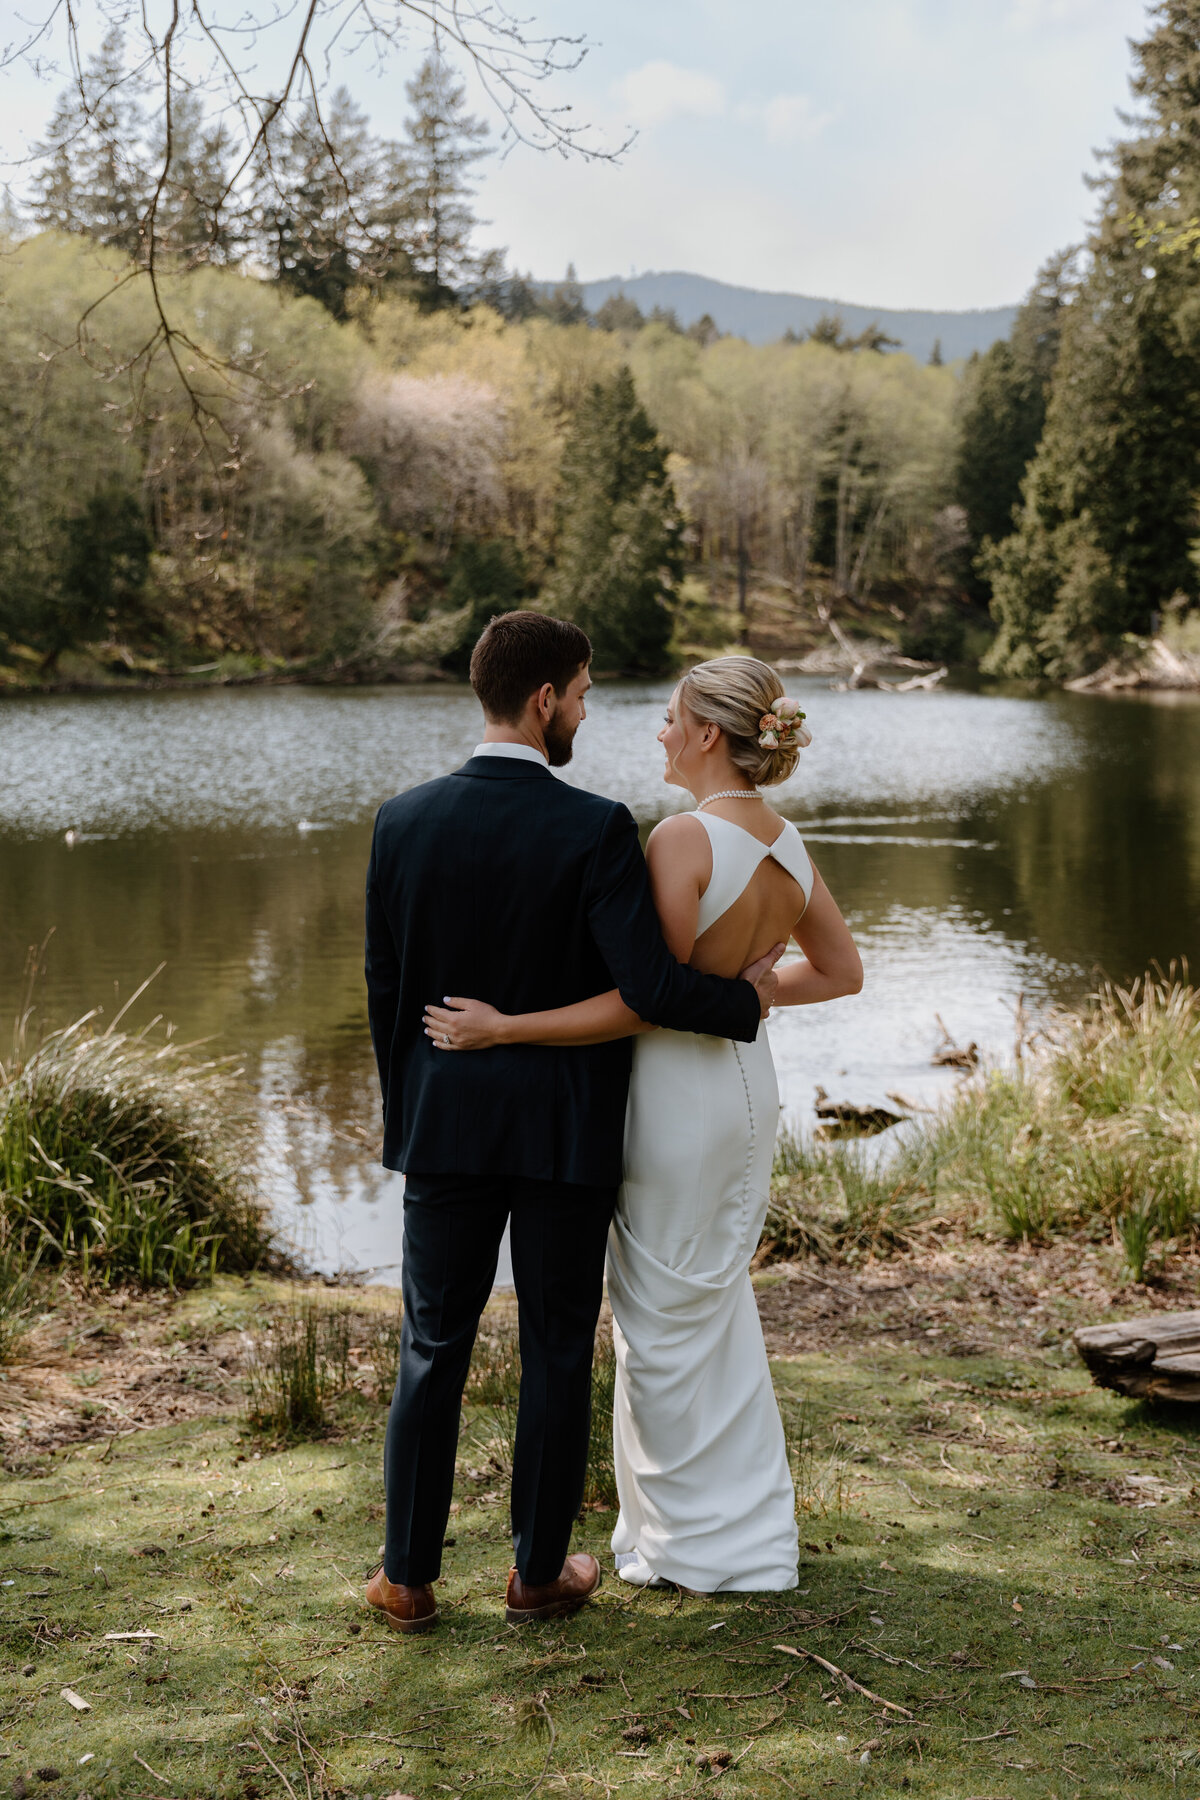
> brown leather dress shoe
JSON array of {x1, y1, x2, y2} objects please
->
[
  {"x1": 366, "y1": 1564, "x2": 438, "y2": 1633},
  {"x1": 505, "y1": 1553, "x2": 602, "y2": 1624}
]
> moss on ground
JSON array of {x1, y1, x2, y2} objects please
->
[{"x1": 3, "y1": 1278, "x2": 1200, "y2": 1798}]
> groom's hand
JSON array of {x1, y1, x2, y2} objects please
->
[{"x1": 740, "y1": 943, "x2": 786, "y2": 1019}]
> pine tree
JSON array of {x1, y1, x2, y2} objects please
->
[
  {"x1": 542, "y1": 264, "x2": 586, "y2": 325},
  {"x1": 256, "y1": 90, "x2": 383, "y2": 316},
  {"x1": 953, "y1": 253, "x2": 1075, "y2": 595},
  {"x1": 43, "y1": 484, "x2": 153, "y2": 665},
  {"x1": 31, "y1": 28, "x2": 150, "y2": 253},
  {"x1": 150, "y1": 90, "x2": 239, "y2": 264},
  {"x1": 928, "y1": 338, "x2": 944, "y2": 366},
  {"x1": 985, "y1": 2, "x2": 1200, "y2": 677},
  {"x1": 595, "y1": 292, "x2": 645, "y2": 332},
  {"x1": 30, "y1": 91, "x2": 83, "y2": 234},
  {"x1": 403, "y1": 48, "x2": 490, "y2": 298},
  {"x1": 543, "y1": 368, "x2": 682, "y2": 672}
]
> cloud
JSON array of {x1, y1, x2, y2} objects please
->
[
  {"x1": 613, "y1": 61, "x2": 726, "y2": 127},
  {"x1": 759, "y1": 93, "x2": 837, "y2": 146},
  {"x1": 1006, "y1": 0, "x2": 1101, "y2": 28}
]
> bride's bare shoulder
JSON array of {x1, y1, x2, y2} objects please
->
[
  {"x1": 646, "y1": 812, "x2": 711, "y2": 873},
  {"x1": 647, "y1": 812, "x2": 708, "y2": 849}
]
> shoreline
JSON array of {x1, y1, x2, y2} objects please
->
[
  {"x1": 4, "y1": 633, "x2": 1199, "y2": 699},
  {"x1": 1065, "y1": 633, "x2": 1200, "y2": 694}
]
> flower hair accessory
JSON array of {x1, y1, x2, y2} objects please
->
[{"x1": 758, "y1": 697, "x2": 812, "y2": 751}]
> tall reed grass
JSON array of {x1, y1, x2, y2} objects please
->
[
  {"x1": 763, "y1": 973, "x2": 1200, "y2": 1282},
  {"x1": 246, "y1": 1297, "x2": 354, "y2": 1436},
  {"x1": 0, "y1": 991, "x2": 270, "y2": 1290}
]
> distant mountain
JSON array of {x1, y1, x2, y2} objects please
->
[{"x1": 558, "y1": 270, "x2": 1017, "y2": 363}]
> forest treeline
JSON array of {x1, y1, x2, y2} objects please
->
[
  {"x1": 3, "y1": 2, "x2": 1200, "y2": 682},
  {"x1": 0, "y1": 237, "x2": 961, "y2": 678}
]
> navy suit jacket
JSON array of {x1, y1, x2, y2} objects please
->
[{"x1": 365, "y1": 754, "x2": 761, "y2": 1188}]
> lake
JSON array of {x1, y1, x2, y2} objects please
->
[{"x1": 2, "y1": 679, "x2": 1198, "y2": 1279}]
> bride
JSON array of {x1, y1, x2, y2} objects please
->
[{"x1": 423, "y1": 655, "x2": 862, "y2": 1593}]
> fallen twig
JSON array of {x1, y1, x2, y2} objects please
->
[
  {"x1": 690, "y1": 1676, "x2": 796, "y2": 1702},
  {"x1": 774, "y1": 1645, "x2": 912, "y2": 1717},
  {"x1": 846, "y1": 1638, "x2": 928, "y2": 1674},
  {"x1": 253, "y1": 1733, "x2": 300, "y2": 1800},
  {"x1": 133, "y1": 1750, "x2": 172, "y2": 1784}
]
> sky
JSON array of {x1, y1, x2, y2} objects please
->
[{"x1": 0, "y1": 0, "x2": 1154, "y2": 311}]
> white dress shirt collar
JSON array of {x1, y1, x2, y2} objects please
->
[{"x1": 472, "y1": 741, "x2": 548, "y2": 767}]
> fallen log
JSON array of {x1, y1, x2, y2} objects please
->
[
  {"x1": 813, "y1": 1086, "x2": 904, "y2": 1137},
  {"x1": 1074, "y1": 1311, "x2": 1200, "y2": 1401}
]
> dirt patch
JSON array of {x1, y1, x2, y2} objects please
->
[
  {"x1": 0, "y1": 1288, "x2": 252, "y2": 1465},
  {"x1": 5, "y1": 1243, "x2": 1200, "y2": 1467},
  {"x1": 0, "y1": 1279, "x2": 406, "y2": 1467},
  {"x1": 754, "y1": 1240, "x2": 1200, "y2": 1362}
]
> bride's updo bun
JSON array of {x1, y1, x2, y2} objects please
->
[{"x1": 680, "y1": 655, "x2": 811, "y2": 788}]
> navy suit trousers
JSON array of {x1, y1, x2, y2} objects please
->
[{"x1": 385, "y1": 1173, "x2": 616, "y2": 1587}]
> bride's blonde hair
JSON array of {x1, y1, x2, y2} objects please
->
[{"x1": 679, "y1": 655, "x2": 805, "y2": 788}]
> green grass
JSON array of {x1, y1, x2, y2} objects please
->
[
  {"x1": 4, "y1": 1277, "x2": 1200, "y2": 1798},
  {"x1": 765, "y1": 973, "x2": 1200, "y2": 1282}
]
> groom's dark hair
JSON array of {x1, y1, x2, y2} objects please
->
[{"x1": 470, "y1": 611, "x2": 592, "y2": 723}]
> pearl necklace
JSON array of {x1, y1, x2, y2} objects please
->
[{"x1": 696, "y1": 788, "x2": 762, "y2": 810}]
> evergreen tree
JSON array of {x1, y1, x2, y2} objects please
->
[
  {"x1": 30, "y1": 92, "x2": 82, "y2": 234},
  {"x1": 543, "y1": 367, "x2": 682, "y2": 672},
  {"x1": 477, "y1": 271, "x2": 543, "y2": 319},
  {"x1": 807, "y1": 313, "x2": 845, "y2": 349},
  {"x1": 986, "y1": 2, "x2": 1200, "y2": 677},
  {"x1": 44, "y1": 484, "x2": 153, "y2": 664},
  {"x1": 442, "y1": 538, "x2": 528, "y2": 670},
  {"x1": 256, "y1": 90, "x2": 383, "y2": 316},
  {"x1": 31, "y1": 28, "x2": 149, "y2": 254},
  {"x1": 953, "y1": 253, "x2": 1075, "y2": 595},
  {"x1": 685, "y1": 312, "x2": 720, "y2": 347},
  {"x1": 150, "y1": 90, "x2": 239, "y2": 264},
  {"x1": 595, "y1": 292, "x2": 645, "y2": 332},
  {"x1": 403, "y1": 48, "x2": 490, "y2": 297},
  {"x1": 541, "y1": 264, "x2": 587, "y2": 325},
  {"x1": 850, "y1": 321, "x2": 900, "y2": 353},
  {"x1": 928, "y1": 338, "x2": 944, "y2": 366}
]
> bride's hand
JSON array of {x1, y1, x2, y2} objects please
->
[{"x1": 423, "y1": 997, "x2": 509, "y2": 1050}]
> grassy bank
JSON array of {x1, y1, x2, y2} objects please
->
[
  {"x1": 765, "y1": 974, "x2": 1200, "y2": 1281},
  {"x1": 3, "y1": 1274, "x2": 1200, "y2": 1798}
]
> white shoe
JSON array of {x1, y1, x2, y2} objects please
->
[{"x1": 614, "y1": 1550, "x2": 672, "y2": 1589}]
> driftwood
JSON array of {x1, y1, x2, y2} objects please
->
[
  {"x1": 877, "y1": 666, "x2": 949, "y2": 693},
  {"x1": 932, "y1": 1015, "x2": 979, "y2": 1072},
  {"x1": 1074, "y1": 1311, "x2": 1200, "y2": 1401},
  {"x1": 813, "y1": 1086, "x2": 904, "y2": 1137}
]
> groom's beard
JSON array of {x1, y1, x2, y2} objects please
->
[{"x1": 544, "y1": 710, "x2": 579, "y2": 767}]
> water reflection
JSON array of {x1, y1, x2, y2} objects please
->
[{"x1": 1, "y1": 680, "x2": 1196, "y2": 1278}]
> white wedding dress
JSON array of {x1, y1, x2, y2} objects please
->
[{"x1": 607, "y1": 812, "x2": 813, "y2": 1593}]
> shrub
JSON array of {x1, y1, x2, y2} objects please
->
[
  {"x1": 0, "y1": 1216, "x2": 37, "y2": 1363},
  {"x1": 0, "y1": 1008, "x2": 270, "y2": 1288}
]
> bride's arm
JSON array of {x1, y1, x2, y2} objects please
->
[
  {"x1": 773, "y1": 864, "x2": 863, "y2": 1005},
  {"x1": 423, "y1": 818, "x2": 713, "y2": 1050},
  {"x1": 425, "y1": 988, "x2": 649, "y2": 1049}
]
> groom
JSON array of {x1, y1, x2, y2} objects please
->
[{"x1": 364, "y1": 611, "x2": 779, "y2": 1631}]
